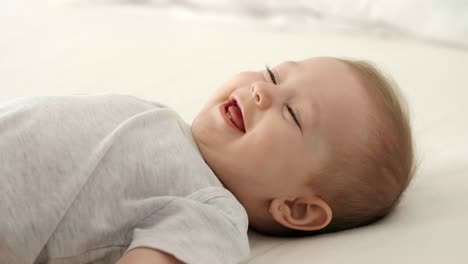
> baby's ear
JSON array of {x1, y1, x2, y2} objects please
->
[{"x1": 269, "y1": 196, "x2": 332, "y2": 231}]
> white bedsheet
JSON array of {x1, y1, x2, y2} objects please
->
[{"x1": 1, "y1": 4, "x2": 467, "y2": 264}]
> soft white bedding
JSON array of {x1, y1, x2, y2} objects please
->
[
  {"x1": 1, "y1": 3, "x2": 468, "y2": 263},
  {"x1": 70, "y1": 0, "x2": 468, "y2": 48}
]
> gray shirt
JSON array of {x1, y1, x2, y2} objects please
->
[{"x1": 0, "y1": 94, "x2": 250, "y2": 264}]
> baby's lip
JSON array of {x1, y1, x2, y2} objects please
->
[{"x1": 227, "y1": 95, "x2": 247, "y2": 133}]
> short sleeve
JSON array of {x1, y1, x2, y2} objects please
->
[{"x1": 125, "y1": 187, "x2": 250, "y2": 264}]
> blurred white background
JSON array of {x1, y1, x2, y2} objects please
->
[{"x1": 5, "y1": 0, "x2": 468, "y2": 47}]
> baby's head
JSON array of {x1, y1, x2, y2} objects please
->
[{"x1": 191, "y1": 57, "x2": 414, "y2": 236}]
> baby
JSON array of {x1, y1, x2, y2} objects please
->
[
  {"x1": 192, "y1": 57, "x2": 415, "y2": 236},
  {"x1": 0, "y1": 57, "x2": 414, "y2": 264}
]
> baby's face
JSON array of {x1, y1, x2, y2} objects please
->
[{"x1": 191, "y1": 57, "x2": 371, "y2": 215}]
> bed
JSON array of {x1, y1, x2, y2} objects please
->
[{"x1": 1, "y1": 1, "x2": 467, "y2": 263}]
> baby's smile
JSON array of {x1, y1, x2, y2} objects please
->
[{"x1": 224, "y1": 98, "x2": 245, "y2": 133}]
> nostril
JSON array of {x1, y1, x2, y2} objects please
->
[{"x1": 255, "y1": 94, "x2": 260, "y2": 102}]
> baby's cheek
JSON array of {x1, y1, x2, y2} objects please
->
[
  {"x1": 211, "y1": 72, "x2": 262, "y2": 106},
  {"x1": 211, "y1": 82, "x2": 239, "y2": 102},
  {"x1": 249, "y1": 131, "x2": 285, "y2": 158},
  {"x1": 218, "y1": 71, "x2": 259, "y2": 93}
]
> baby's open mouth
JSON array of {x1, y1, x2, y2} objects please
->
[{"x1": 225, "y1": 99, "x2": 245, "y2": 133}]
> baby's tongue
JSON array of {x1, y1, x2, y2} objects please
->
[{"x1": 227, "y1": 105, "x2": 245, "y2": 132}]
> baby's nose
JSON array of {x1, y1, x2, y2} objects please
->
[{"x1": 251, "y1": 82, "x2": 272, "y2": 109}]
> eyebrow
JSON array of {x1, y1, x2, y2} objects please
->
[
  {"x1": 277, "y1": 61, "x2": 298, "y2": 71},
  {"x1": 299, "y1": 98, "x2": 319, "y2": 140},
  {"x1": 283, "y1": 60, "x2": 297, "y2": 67}
]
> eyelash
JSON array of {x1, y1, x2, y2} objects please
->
[{"x1": 265, "y1": 66, "x2": 302, "y2": 129}]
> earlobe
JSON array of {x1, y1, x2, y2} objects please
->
[{"x1": 269, "y1": 196, "x2": 332, "y2": 231}]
